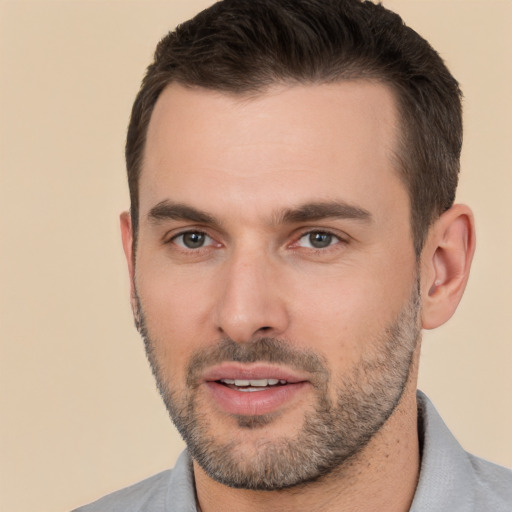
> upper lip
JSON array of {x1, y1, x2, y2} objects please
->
[{"x1": 201, "y1": 363, "x2": 309, "y2": 384}]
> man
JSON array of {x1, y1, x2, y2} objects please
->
[{"x1": 74, "y1": 0, "x2": 512, "y2": 510}]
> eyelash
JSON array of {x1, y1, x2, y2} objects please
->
[
  {"x1": 169, "y1": 230, "x2": 217, "y2": 250},
  {"x1": 293, "y1": 229, "x2": 346, "y2": 251},
  {"x1": 166, "y1": 228, "x2": 347, "y2": 253}
]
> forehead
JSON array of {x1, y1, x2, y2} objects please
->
[{"x1": 140, "y1": 81, "x2": 407, "y2": 225}]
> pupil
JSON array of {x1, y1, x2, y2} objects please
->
[
  {"x1": 183, "y1": 232, "x2": 204, "y2": 248},
  {"x1": 310, "y1": 232, "x2": 332, "y2": 248}
]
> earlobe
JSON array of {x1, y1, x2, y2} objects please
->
[{"x1": 421, "y1": 204, "x2": 476, "y2": 330}]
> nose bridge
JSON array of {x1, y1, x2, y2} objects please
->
[{"x1": 215, "y1": 241, "x2": 288, "y2": 343}]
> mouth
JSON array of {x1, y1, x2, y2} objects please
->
[
  {"x1": 217, "y1": 378, "x2": 288, "y2": 392},
  {"x1": 201, "y1": 364, "x2": 310, "y2": 416}
]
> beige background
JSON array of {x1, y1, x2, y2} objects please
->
[{"x1": 1, "y1": 1, "x2": 511, "y2": 511}]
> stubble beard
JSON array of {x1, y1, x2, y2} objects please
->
[{"x1": 135, "y1": 282, "x2": 421, "y2": 490}]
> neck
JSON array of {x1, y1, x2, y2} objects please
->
[{"x1": 194, "y1": 384, "x2": 420, "y2": 512}]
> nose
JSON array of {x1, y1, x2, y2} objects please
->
[{"x1": 214, "y1": 248, "x2": 289, "y2": 343}]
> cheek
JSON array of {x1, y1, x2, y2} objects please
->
[
  {"x1": 288, "y1": 258, "x2": 416, "y2": 366},
  {"x1": 290, "y1": 277, "x2": 376, "y2": 352},
  {"x1": 135, "y1": 261, "x2": 216, "y2": 378}
]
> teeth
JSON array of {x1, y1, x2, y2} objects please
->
[
  {"x1": 219, "y1": 378, "x2": 286, "y2": 387},
  {"x1": 246, "y1": 379, "x2": 267, "y2": 387}
]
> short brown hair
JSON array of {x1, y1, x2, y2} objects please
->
[{"x1": 126, "y1": 0, "x2": 462, "y2": 255}]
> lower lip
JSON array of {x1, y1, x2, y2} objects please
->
[{"x1": 205, "y1": 381, "x2": 309, "y2": 416}]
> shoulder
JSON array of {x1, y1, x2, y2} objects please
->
[
  {"x1": 71, "y1": 470, "x2": 172, "y2": 512},
  {"x1": 73, "y1": 469, "x2": 171, "y2": 512},
  {"x1": 71, "y1": 451, "x2": 197, "y2": 512},
  {"x1": 413, "y1": 391, "x2": 512, "y2": 511},
  {"x1": 466, "y1": 453, "x2": 512, "y2": 509}
]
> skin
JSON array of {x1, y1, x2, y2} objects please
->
[{"x1": 121, "y1": 82, "x2": 475, "y2": 512}]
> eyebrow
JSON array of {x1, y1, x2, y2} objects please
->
[
  {"x1": 277, "y1": 201, "x2": 372, "y2": 224},
  {"x1": 147, "y1": 199, "x2": 372, "y2": 227},
  {"x1": 148, "y1": 201, "x2": 216, "y2": 225}
]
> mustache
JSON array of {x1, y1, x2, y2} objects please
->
[{"x1": 186, "y1": 337, "x2": 330, "y2": 388}]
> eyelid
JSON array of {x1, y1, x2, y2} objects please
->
[
  {"x1": 162, "y1": 226, "x2": 348, "y2": 252},
  {"x1": 290, "y1": 228, "x2": 349, "y2": 249},
  {"x1": 166, "y1": 228, "x2": 221, "y2": 249},
  {"x1": 164, "y1": 225, "x2": 208, "y2": 242}
]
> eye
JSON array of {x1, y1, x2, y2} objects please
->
[
  {"x1": 172, "y1": 231, "x2": 215, "y2": 249},
  {"x1": 296, "y1": 231, "x2": 340, "y2": 249}
]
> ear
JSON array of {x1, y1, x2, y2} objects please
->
[
  {"x1": 120, "y1": 211, "x2": 139, "y2": 321},
  {"x1": 420, "y1": 204, "x2": 476, "y2": 330}
]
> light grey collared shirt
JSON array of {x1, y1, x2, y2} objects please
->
[{"x1": 73, "y1": 392, "x2": 512, "y2": 511}]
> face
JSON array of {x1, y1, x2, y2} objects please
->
[{"x1": 125, "y1": 82, "x2": 421, "y2": 489}]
